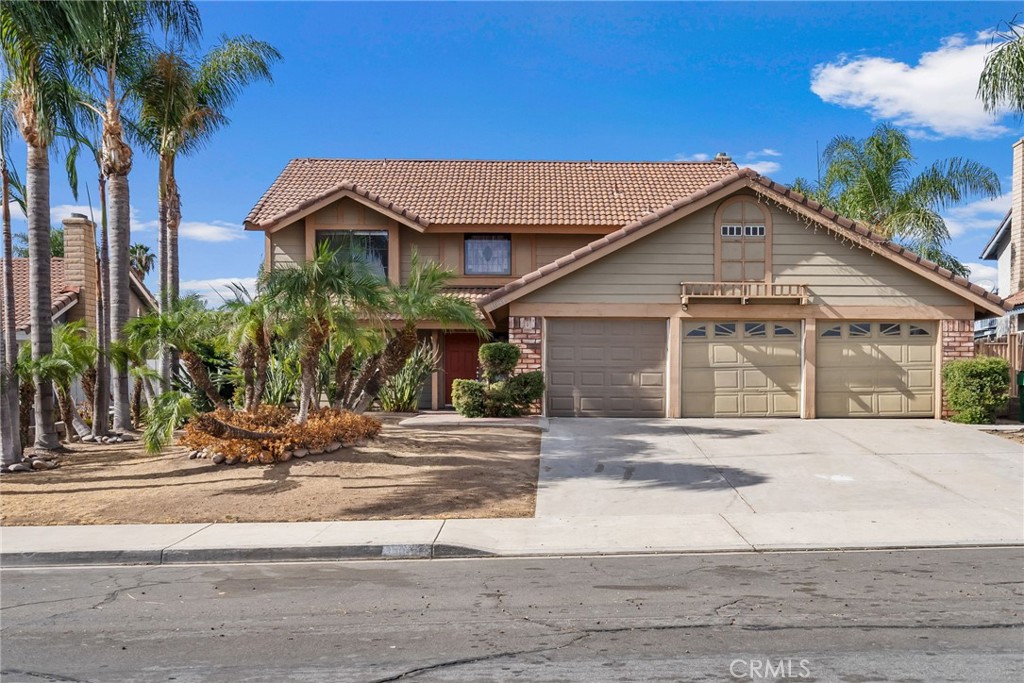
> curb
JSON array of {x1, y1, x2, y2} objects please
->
[{"x1": 5, "y1": 541, "x2": 1022, "y2": 568}]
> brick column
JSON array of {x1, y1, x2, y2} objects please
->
[
  {"x1": 509, "y1": 316, "x2": 542, "y2": 373},
  {"x1": 940, "y1": 319, "x2": 976, "y2": 417}
]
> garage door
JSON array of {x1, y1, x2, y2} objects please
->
[
  {"x1": 681, "y1": 321, "x2": 802, "y2": 417},
  {"x1": 817, "y1": 321, "x2": 935, "y2": 417},
  {"x1": 547, "y1": 319, "x2": 666, "y2": 417}
]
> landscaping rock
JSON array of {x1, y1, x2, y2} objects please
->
[
  {"x1": 279, "y1": 451, "x2": 293, "y2": 462},
  {"x1": 308, "y1": 447, "x2": 325, "y2": 456},
  {"x1": 293, "y1": 448, "x2": 309, "y2": 458},
  {"x1": 212, "y1": 453, "x2": 226, "y2": 465},
  {"x1": 9, "y1": 463, "x2": 32, "y2": 472},
  {"x1": 224, "y1": 455, "x2": 240, "y2": 465},
  {"x1": 258, "y1": 450, "x2": 274, "y2": 464},
  {"x1": 81, "y1": 434, "x2": 95, "y2": 443},
  {"x1": 30, "y1": 459, "x2": 56, "y2": 470},
  {"x1": 325, "y1": 442, "x2": 341, "y2": 453},
  {"x1": 341, "y1": 441, "x2": 354, "y2": 448}
]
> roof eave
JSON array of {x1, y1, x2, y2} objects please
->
[{"x1": 980, "y1": 211, "x2": 1012, "y2": 260}]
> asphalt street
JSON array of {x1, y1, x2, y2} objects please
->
[{"x1": 1, "y1": 548, "x2": 1022, "y2": 682}]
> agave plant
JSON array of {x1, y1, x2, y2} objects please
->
[{"x1": 377, "y1": 341, "x2": 440, "y2": 413}]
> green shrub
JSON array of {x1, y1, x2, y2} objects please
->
[
  {"x1": 379, "y1": 341, "x2": 440, "y2": 412},
  {"x1": 478, "y1": 342, "x2": 520, "y2": 382},
  {"x1": 942, "y1": 356, "x2": 1010, "y2": 424},
  {"x1": 452, "y1": 379, "x2": 487, "y2": 417}
]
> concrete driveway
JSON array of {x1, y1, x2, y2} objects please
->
[{"x1": 533, "y1": 418, "x2": 1023, "y2": 549}]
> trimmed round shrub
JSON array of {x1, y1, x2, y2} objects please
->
[
  {"x1": 942, "y1": 356, "x2": 1010, "y2": 424},
  {"x1": 452, "y1": 379, "x2": 487, "y2": 418},
  {"x1": 478, "y1": 342, "x2": 520, "y2": 382}
]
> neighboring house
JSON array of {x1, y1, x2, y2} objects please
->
[
  {"x1": 979, "y1": 137, "x2": 1024, "y2": 340},
  {"x1": 246, "y1": 157, "x2": 1005, "y2": 419},
  {"x1": 6, "y1": 213, "x2": 157, "y2": 345}
]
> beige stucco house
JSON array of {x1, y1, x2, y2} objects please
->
[{"x1": 246, "y1": 157, "x2": 1006, "y2": 419}]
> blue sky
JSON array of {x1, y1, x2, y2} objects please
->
[{"x1": 9, "y1": 1, "x2": 1023, "y2": 298}]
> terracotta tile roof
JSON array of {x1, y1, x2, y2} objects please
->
[
  {"x1": 2, "y1": 258, "x2": 79, "y2": 332},
  {"x1": 479, "y1": 169, "x2": 1007, "y2": 313},
  {"x1": 1004, "y1": 289, "x2": 1024, "y2": 309},
  {"x1": 245, "y1": 158, "x2": 740, "y2": 230}
]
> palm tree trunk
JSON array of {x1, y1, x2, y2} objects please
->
[
  {"x1": 157, "y1": 154, "x2": 172, "y2": 389},
  {"x1": 191, "y1": 413, "x2": 278, "y2": 441},
  {"x1": 26, "y1": 143, "x2": 59, "y2": 449},
  {"x1": 19, "y1": 379, "x2": 33, "y2": 448},
  {"x1": 107, "y1": 171, "x2": 132, "y2": 431},
  {"x1": 239, "y1": 342, "x2": 255, "y2": 411},
  {"x1": 80, "y1": 366, "x2": 96, "y2": 423},
  {"x1": 1, "y1": 155, "x2": 22, "y2": 464},
  {"x1": 180, "y1": 350, "x2": 227, "y2": 410},
  {"x1": 131, "y1": 374, "x2": 143, "y2": 426},
  {"x1": 252, "y1": 338, "x2": 270, "y2": 409},
  {"x1": 93, "y1": 174, "x2": 110, "y2": 437},
  {"x1": 297, "y1": 332, "x2": 327, "y2": 423},
  {"x1": 332, "y1": 345, "x2": 355, "y2": 410}
]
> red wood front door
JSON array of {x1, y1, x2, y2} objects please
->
[{"x1": 444, "y1": 333, "x2": 481, "y2": 406}]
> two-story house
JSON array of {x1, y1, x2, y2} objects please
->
[
  {"x1": 246, "y1": 157, "x2": 1004, "y2": 419},
  {"x1": 980, "y1": 137, "x2": 1024, "y2": 338}
]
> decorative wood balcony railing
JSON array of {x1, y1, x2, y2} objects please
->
[{"x1": 680, "y1": 282, "x2": 808, "y2": 309}]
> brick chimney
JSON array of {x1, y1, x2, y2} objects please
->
[
  {"x1": 1012, "y1": 137, "x2": 1024, "y2": 294},
  {"x1": 62, "y1": 214, "x2": 98, "y2": 332}
]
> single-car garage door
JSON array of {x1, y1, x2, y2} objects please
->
[
  {"x1": 817, "y1": 321, "x2": 935, "y2": 417},
  {"x1": 547, "y1": 319, "x2": 666, "y2": 417},
  {"x1": 681, "y1": 320, "x2": 802, "y2": 417}
]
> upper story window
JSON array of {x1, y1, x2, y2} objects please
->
[
  {"x1": 715, "y1": 197, "x2": 772, "y2": 282},
  {"x1": 465, "y1": 234, "x2": 511, "y2": 276},
  {"x1": 316, "y1": 230, "x2": 389, "y2": 279}
]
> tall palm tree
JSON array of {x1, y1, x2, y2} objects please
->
[
  {"x1": 265, "y1": 243, "x2": 385, "y2": 423},
  {"x1": 791, "y1": 124, "x2": 1001, "y2": 277},
  {"x1": 129, "y1": 242, "x2": 154, "y2": 278},
  {"x1": 126, "y1": 294, "x2": 225, "y2": 411},
  {"x1": 62, "y1": 114, "x2": 112, "y2": 437},
  {"x1": 136, "y1": 35, "x2": 279, "y2": 318},
  {"x1": 0, "y1": 108, "x2": 21, "y2": 464},
  {"x1": 61, "y1": 0, "x2": 201, "y2": 432},
  {"x1": 978, "y1": 17, "x2": 1024, "y2": 116},
  {"x1": 1, "y1": 1, "x2": 78, "y2": 449}
]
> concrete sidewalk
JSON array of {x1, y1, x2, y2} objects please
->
[
  {"x1": 2, "y1": 418, "x2": 1021, "y2": 567},
  {"x1": 3, "y1": 506, "x2": 1021, "y2": 567}
]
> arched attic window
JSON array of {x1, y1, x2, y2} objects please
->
[{"x1": 714, "y1": 197, "x2": 772, "y2": 282}]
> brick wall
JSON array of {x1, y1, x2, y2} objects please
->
[
  {"x1": 509, "y1": 316, "x2": 542, "y2": 373},
  {"x1": 940, "y1": 319, "x2": 975, "y2": 417},
  {"x1": 509, "y1": 316, "x2": 543, "y2": 414}
]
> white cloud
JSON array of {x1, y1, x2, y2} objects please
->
[
  {"x1": 963, "y1": 261, "x2": 999, "y2": 292},
  {"x1": 179, "y1": 220, "x2": 247, "y2": 243},
  {"x1": 811, "y1": 33, "x2": 1011, "y2": 139},
  {"x1": 745, "y1": 160, "x2": 782, "y2": 175},
  {"x1": 180, "y1": 277, "x2": 258, "y2": 306},
  {"x1": 746, "y1": 148, "x2": 781, "y2": 159},
  {"x1": 37, "y1": 204, "x2": 159, "y2": 233},
  {"x1": 672, "y1": 152, "x2": 711, "y2": 162},
  {"x1": 942, "y1": 193, "x2": 1010, "y2": 237}
]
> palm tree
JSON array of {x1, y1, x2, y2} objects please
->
[
  {"x1": 978, "y1": 17, "x2": 1024, "y2": 116},
  {"x1": 791, "y1": 124, "x2": 1001, "y2": 276},
  {"x1": 126, "y1": 295, "x2": 226, "y2": 411},
  {"x1": 1, "y1": 108, "x2": 21, "y2": 464},
  {"x1": 223, "y1": 283, "x2": 274, "y2": 412},
  {"x1": 129, "y1": 242, "x2": 155, "y2": 278},
  {"x1": 1, "y1": 1, "x2": 78, "y2": 449},
  {"x1": 136, "y1": 36, "x2": 279, "y2": 346},
  {"x1": 61, "y1": 114, "x2": 112, "y2": 437},
  {"x1": 44, "y1": 322, "x2": 97, "y2": 441},
  {"x1": 339, "y1": 250, "x2": 487, "y2": 411},
  {"x1": 61, "y1": 0, "x2": 201, "y2": 432},
  {"x1": 265, "y1": 243, "x2": 385, "y2": 423}
]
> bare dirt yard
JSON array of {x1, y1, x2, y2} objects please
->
[
  {"x1": 0, "y1": 420, "x2": 540, "y2": 525},
  {"x1": 990, "y1": 428, "x2": 1024, "y2": 446}
]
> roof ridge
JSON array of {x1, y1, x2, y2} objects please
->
[{"x1": 289, "y1": 157, "x2": 740, "y2": 165}]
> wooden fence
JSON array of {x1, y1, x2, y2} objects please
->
[{"x1": 975, "y1": 333, "x2": 1023, "y2": 400}]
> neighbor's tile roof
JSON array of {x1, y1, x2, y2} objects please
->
[
  {"x1": 245, "y1": 158, "x2": 741, "y2": 230},
  {"x1": 2, "y1": 258, "x2": 80, "y2": 332},
  {"x1": 478, "y1": 169, "x2": 1007, "y2": 312}
]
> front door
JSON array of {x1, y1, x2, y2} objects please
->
[{"x1": 444, "y1": 333, "x2": 481, "y2": 406}]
